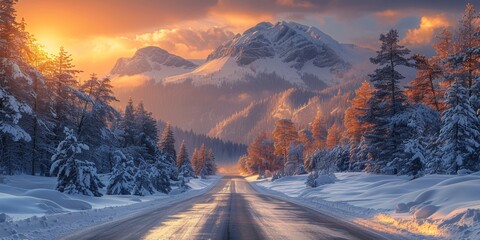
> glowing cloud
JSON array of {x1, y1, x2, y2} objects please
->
[
  {"x1": 402, "y1": 16, "x2": 450, "y2": 45},
  {"x1": 112, "y1": 74, "x2": 151, "y2": 89}
]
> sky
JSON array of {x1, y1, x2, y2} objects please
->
[{"x1": 16, "y1": 0, "x2": 472, "y2": 80}]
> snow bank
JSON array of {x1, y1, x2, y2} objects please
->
[
  {"x1": 249, "y1": 172, "x2": 480, "y2": 239},
  {"x1": 0, "y1": 174, "x2": 222, "y2": 239}
]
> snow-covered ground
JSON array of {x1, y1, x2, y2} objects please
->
[
  {"x1": 248, "y1": 172, "x2": 480, "y2": 240},
  {"x1": 0, "y1": 174, "x2": 221, "y2": 239}
]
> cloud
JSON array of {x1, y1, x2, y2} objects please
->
[
  {"x1": 402, "y1": 16, "x2": 450, "y2": 45},
  {"x1": 111, "y1": 74, "x2": 151, "y2": 89},
  {"x1": 135, "y1": 27, "x2": 236, "y2": 59}
]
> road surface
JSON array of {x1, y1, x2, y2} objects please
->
[{"x1": 60, "y1": 176, "x2": 385, "y2": 240}]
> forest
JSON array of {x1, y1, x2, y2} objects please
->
[
  {"x1": 0, "y1": 0, "x2": 217, "y2": 196},
  {"x1": 239, "y1": 4, "x2": 480, "y2": 184}
]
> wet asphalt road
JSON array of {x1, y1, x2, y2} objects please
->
[{"x1": 59, "y1": 175, "x2": 385, "y2": 240}]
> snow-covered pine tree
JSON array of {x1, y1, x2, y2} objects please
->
[
  {"x1": 50, "y1": 128, "x2": 104, "y2": 196},
  {"x1": 177, "y1": 141, "x2": 195, "y2": 179},
  {"x1": 159, "y1": 122, "x2": 178, "y2": 180},
  {"x1": 437, "y1": 80, "x2": 480, "y2": 173},
  {"x1": 107, "y1": 151, "x2": 135, "y2": 195},
  {"x1": 134, "y1": 102, "x2": 158, "y2": 162},
  {"x1": 205, "y1": 149, "x2": 217, "y2": 175},
  {"x1": 284, "y1": 142, "x2": 304, "y2": 176},
  {"x1": 150, "y1": 152, "x2": 171, "y2": 194},
  {"x1": 362, "y1": 29, "x2": 412, "y2": 174},
  {"x1": 401, "y1": 139, "x2": 425, "y2": 178},
  {"x1": 132, "y1": 160, "x2": 155, "y2": 196}
]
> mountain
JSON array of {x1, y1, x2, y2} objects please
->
[
  {"x1": 111, "y1": 21, "x2": 374, "y2": 143},
  {"x1": 163, "y1": 21, "x2": 371, "y2": 87},
  {"x1": 111, "y1": 46, "x2": 197, "y2": 78}
]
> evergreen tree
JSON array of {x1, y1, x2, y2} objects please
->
[
  {"x1": 362, "y1": 29, "x2": 412, "y2": 174},
  {"x1": 159, "y1": 122, "x2": 178, "y2": 180},
  {"x1": 205, "y1": 149, "x2": 217, "y2": 175},
  {"x1": 437, "y1": 80, "x2": 480, "y2": 173},
  {"x1": 107, "y1": 151, "x2": 135, "y2": 195},
  {"x1": 150, "y1": 152, "x2": 171, "y2": 194},
  {"x1": 284, "y1": 142, "x2": 305, "y2": 176},
  {"x1": 177, "y1": 141, "x2": 195, "y2": 179},
  {"x1": 50, "y1": 128, "x2": 104, "y2": 196},
  {"x1": 132, "y1": 160, "x2": 155, "y2": 196}
]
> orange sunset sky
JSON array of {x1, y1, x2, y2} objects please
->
[{"x1": 16, "y1": 0, "x2": 468, "y2": 79}]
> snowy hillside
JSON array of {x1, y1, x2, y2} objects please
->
[
  {"x1": 164, "y1": 21, "x2": 372, "y2": 87},
  {"x1": 111, "y1": 46, "x2": 197, "y2": 78},
  {"x1": 0, "y1": 174, "x2": 221, "y2": 239},
  {"x1": 249, "y1": 173, "x2": 480, "y2": 239}
]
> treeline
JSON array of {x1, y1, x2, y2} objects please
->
[
  {"x1": 0, "y1": 0, "x2": 215, "y2": 196},
  {"x1": 240, "y1": 3, "x2": 480, "y2": 179},
  {"x1": 158, "y1": 121, "x2": 247, "y2": 164}
]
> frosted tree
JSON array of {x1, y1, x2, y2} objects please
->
[
  {"x1": 437, "y1": 80, "x2": 480, "y2": 173},
  {"x1": 177, "y1": 141, "x2": 195, "y2": 179},
  {"x1": 150, "y1": 152, "x2": 171, "y2": 194},
  {"x1": 134, "y1": 102, "x2": 159, "y2": 162},
  {"x1": 50, "y1": 128, "x2": 104, "y2": 196},
  {"x1": 132, "y1": 160, "x2": 155, "y2": 196},
  {"x1": 284, "y1": 142, "x2": 305, "y2": 176},
  {"x1": 159, "y1": 122, "x2": 178, "y2": 180},
  {"x1": 205, "y1": 149, "x2": 217, "y2": 175},
  {"x1": 362, "y1": 29, "x2": 412, "y2": 174},
  {"x1": 107, "y1": 151, "x2": 135, "y2": 195}
]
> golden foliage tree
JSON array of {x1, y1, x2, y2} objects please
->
[
  {"x1": 311, "y1": 110, "x2": 327, "y2": 149},
  {"x1": 326, "y1": 123, "x2": 343, "y2": 148},
  {"x1": 343, "y1": 81, "x2": 373, "y2": 144},
  {"x1": 273, "y1": 119, "x2": 298, "y2": 161}
]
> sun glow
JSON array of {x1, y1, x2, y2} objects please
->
[{"x1": 35, "y1": 33, "x2": 63, "y2": 55}]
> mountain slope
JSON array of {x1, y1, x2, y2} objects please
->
[{"x1": 208, "y1": 83, "x2": 358, "y2": 144}]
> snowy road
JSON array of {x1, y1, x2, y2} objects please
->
[{"x1": 59, "y1": 176, "x2": 384, "y2": 240}]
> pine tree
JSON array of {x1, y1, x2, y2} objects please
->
[
  {"x1": 122, "y1": 97, "x2": 136, "y2": 147},
  {"x1": 107, "y1": 151, "x2": 135, "y2": 195},
  {"x1": 50, "y1": 128, "x2": 104, "y2": 196},
  {"x1": 177, "y1": 141, "x2": 195, "y2": 179},
  {"x1": 132, "y1": 160, "x2": 155, "y2": 196},
  {"x1": 159, "y1": 122, "x2": 178, "y2": 180},
  {"x1": 362, "y1": 29, "x2": 412, "y2": 174},
  {"x1": 150, "y1": 152, "x2": 171, "y2": 194},
  {"x1": 284, "y1": 142, "x2": 305, "y2": 176},
  {"x1": 437, "y1": 80, "x2": 480, "y2": 173},
  {"x1": 205, "y1": 149, "x2": 217, "y2": 175}
]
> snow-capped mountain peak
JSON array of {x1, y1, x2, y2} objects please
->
[
  {"x1": 111, "y1": 46, "x2": 197, "y2": 77},
  {"x1": 164, "y1": 21, "x2": 372, "y2": 87}
]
